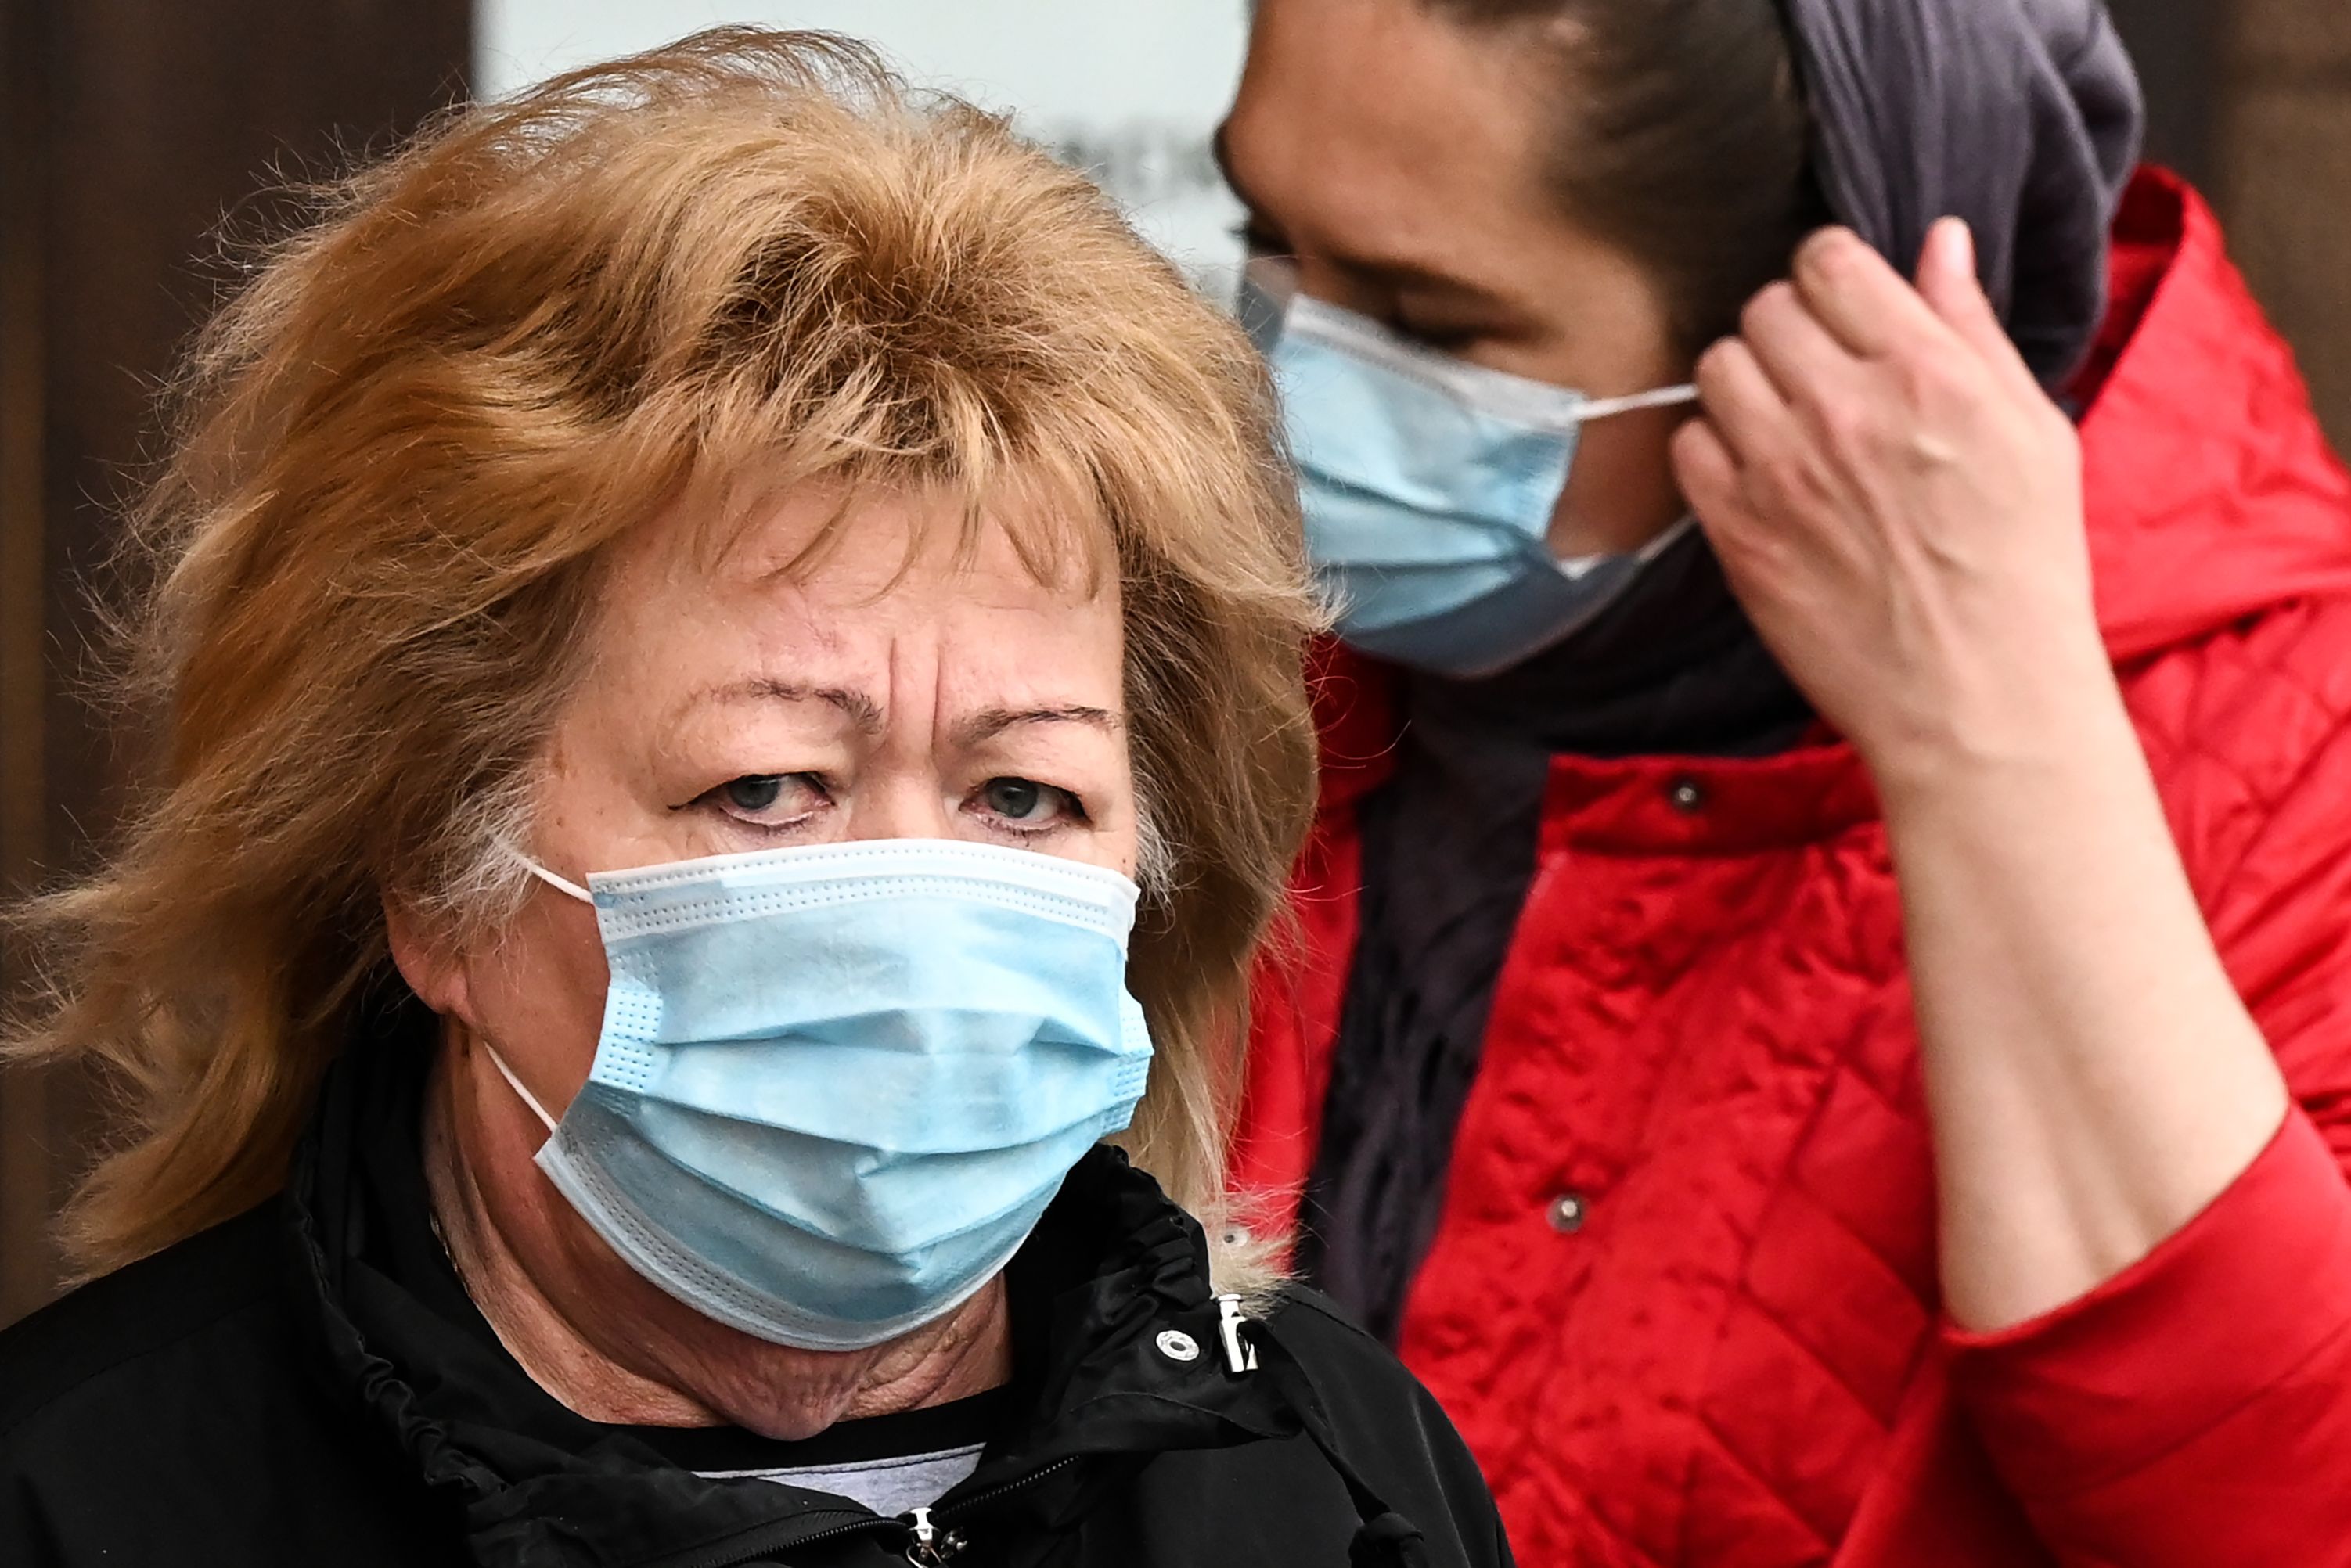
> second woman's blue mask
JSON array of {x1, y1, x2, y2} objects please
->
[{"x1": 1249, "y1": 267, "x2": 1697, "y2": 678}]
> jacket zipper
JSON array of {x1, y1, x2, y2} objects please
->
[
  {"x1": 902, "y1": 1455, "x2": 1082, "y2": 1565},
  {"x1": 907, "y1": 1304, "x2": 1255, "y2": 1563},
  {"x1": 651, "y1": 1506, "x2": 895, "y2": 1568}
]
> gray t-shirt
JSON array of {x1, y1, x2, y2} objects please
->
[
  {"x1": 697, "y1": 1443, "x2": 986, "y2": 1516},
  {"x1": 617, "y1": 1387, "x2": 1008, "y2": 1518}
]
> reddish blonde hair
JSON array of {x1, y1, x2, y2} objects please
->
[{"x1": 8, "y1": 28, "x2": 1319, "y2": 1277}]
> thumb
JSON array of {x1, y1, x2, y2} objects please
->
[{"x1": 1915, "y1": 219, "x2": 2034, "y2": 388}]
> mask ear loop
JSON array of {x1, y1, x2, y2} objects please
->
[
  {"x1": 475, "y1": 840, "x2": 589, "y2": 1138},
  {"x1": 479, "y1": 1041, "x2": 561, "y2": 1136},
  {"x1": 496, "y1": 836, "x2": 595, "y2": 904},
  {"x1": 1578, "y1": 384, "x2": 1701, "y2": 422},
  {"x1": 517, "y1": 858, "x2": 593, "y2": 904}
]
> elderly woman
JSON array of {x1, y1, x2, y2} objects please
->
[{"x1": 0, "y1": 31, "x2": 1507, "y2": 1568}]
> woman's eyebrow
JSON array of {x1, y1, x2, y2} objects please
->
[
  {"x1": 686, "y1": 677, "x2": 885, "y2": 735},
  {"x1": 954, "y1": 706, "x2": 1123, "y2": 746},
  {"x1": 682, "y1": 682, "x2": 1115, "y2": 746}
]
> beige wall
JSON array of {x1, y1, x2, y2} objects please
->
[{"x1": 2220, "y1": 0, "x2": 2351, "y2": 451}]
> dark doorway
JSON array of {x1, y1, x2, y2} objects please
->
[
  {"x1": 0, "y1": 0, "x2": 470, "y2": 1327},
  {"x1": 2106, "y1": 0, "x2": 2225, "y2": 184}
]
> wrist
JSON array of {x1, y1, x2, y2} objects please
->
[
  {"x1": 1870, "y1": 711, "x2": 2173, "y2": 925},
  {"x1": 1871, "y1": 715, "x2": 2144, "y2": 851},
  {"x1": 1861, "y1": 635, "x2": 2128, "y2": 822}
]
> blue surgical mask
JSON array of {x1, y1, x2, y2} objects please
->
[
  {"x1": 482, "y1": 836, "x2": 1154, "y2": 1352},
  {"x1": 1252, "y1": 271, "x2": 1698, "y2": 678}
]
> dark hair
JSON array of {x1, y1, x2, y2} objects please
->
[{"x1": 1426, "y1": 0, "x2": 1820, "y2": 358}]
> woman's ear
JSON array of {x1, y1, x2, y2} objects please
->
[{"x1": 383, "y1": 893, "x2": 477, "y2": 1025}]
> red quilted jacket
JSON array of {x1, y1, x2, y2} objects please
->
[{"x1": 1235, "y1": 169, "x2": 2351, "y2": 1567}]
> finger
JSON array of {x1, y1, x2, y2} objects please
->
[
  {"x1": 1669, "y1": 416, "x2": 1748, "y2": 530},
  {"x1": 1738, "y1": 280, "x2": 1867, "y2": 411},
  {"x1": 1692, "y1": 336, "x2": 1804, "y2": 469},
  {"x1": 1791, "y1": 227, "x2": 1953, "y2": 361},
  {"x1": 1670, "y1": 419, "x2": 1779, "y2": 601},
  {"x1": 1914, "y1": 218, "x2": 2043, "y2": 401}
]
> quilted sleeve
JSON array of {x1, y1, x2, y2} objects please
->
[{"x1": 1943, "y1": 703, "x2": 2351, "y2": 1566}]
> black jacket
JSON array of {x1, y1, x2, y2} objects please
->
[{"x1": 0, "y1": 1001, "x2": 1510, "y2": 1568}]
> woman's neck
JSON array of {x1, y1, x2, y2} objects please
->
[{"x1": 419, "y1": 1034, "x2": 1012, "y2": 1439}]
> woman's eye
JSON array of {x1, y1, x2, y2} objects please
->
[
  {"x1": 972, "y1": 776, "x2": 1085, "y2": 832},
  {"x1": 706, "y1": 773, "x2": 828, "y2": 827},
  {"x1": 1393, "y1": 315, "x2": 1482, "y2": 354}
]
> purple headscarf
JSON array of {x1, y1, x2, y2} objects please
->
[{"x1": 1783, "y1": 0, "x2": 2144, "y2": 387}]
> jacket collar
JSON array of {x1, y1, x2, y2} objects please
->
[
  {"x1": 2074, "y1": 168, "x2": 2351, "y2": 662},
  {"x1": 278, "y1": 991, "x2": 1306, "y2": 1568}
]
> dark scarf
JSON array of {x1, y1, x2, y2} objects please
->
[{"x1": 1297, "y1": 0, "x2": 2145, "y2": 1340}]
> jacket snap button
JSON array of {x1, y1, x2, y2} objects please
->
[
  {"x1": 1155, "y1": 1329, "x2": 1201, "y2": 1362},
  {"x1": 1545, "y1": 1192, "x2": 1589, "y2": 1234},
  {"x1": 1667, "y1": 778, "x2": 1705, "y2": 814}
]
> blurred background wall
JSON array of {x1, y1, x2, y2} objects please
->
[
  {"x1": 475, "y1": 2, "x2": 1251, "y2": 282},
  {"x1": 2220, "y1": 0, "x2": 2351, "y2": 462},
  {"x1": 2, "y1": 0, "x2": 2346, "y2": 1326},
  {"x1": 0, "y1": 0, "x2": 471, "y2": 1321}
]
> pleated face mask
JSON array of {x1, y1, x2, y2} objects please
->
[
  {"x1": 1243, "y1": 257, "x2": 1698, "y2": 678},
  {"x1": 483, "y1": 836, "x2": 1155, "y2": 1352}
]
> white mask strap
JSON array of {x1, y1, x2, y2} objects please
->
[
  {"x1": 479, "y1": 1039, "x2": 560, "y2": 1135},
  {"x1": 1578, "y1": 384, "x2": 1701, "y2": 422},
  {"x1": 498, "y1": 838, "x2": 594, "y2": 904}
]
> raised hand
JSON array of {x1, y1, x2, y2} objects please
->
[{"x1": 1672, "y1": 220, "x2": 2108, "y2": 803}]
